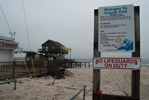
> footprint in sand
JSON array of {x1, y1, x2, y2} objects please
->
[
  {"x1": 54, "y1": 94, "x2": 65, "y2": 99},
  {"x1": 14, "y1": 95, "x2": 22, "y2": 100},
  {"x1": 0, "y1": 96, "x2": 5, "y2": 100},
  {"x1": 29, "y1": 97, "x2": 38, "y2": 100}
]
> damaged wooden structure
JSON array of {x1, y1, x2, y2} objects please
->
[{"x1": 38, "y1": 39, "x2": 72, "y2": 60}]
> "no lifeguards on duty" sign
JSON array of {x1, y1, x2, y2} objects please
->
[
  {"x1": 98, "y1": 5, "x2": 135, "y2": 52},
  {"x1": 93, "y1": 57, "x2": 141, "y2": 69}
]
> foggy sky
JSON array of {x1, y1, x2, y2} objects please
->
[{"x1": 0, "y1": 0, "x2": 149, "y2": 59}]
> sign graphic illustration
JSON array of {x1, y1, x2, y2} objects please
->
[{"x1": 117, "y1": 39, "x2": 133, "y2": 51}]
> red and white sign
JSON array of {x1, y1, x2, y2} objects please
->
[
  {"x1": 0, "y1": 42, "x2": 18, "y2": 49},
  {"x1": 93, "y1": 57, "x2": 141, "y2": 70}
]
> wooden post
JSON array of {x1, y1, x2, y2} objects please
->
[
  {"x1": 70, "y1": 50, "x2": 71, "y2": 59},
  {"x1": 72, "y1": 62, "x2": 74, "y2": 68},
  {"x1": 80, "y1": 62, "x2": 81, "y2": 68},
  {"x1": 131, "y1": 6, "x2": 140, "y2": 100},
  {"x1": 93, "y1": 9, "x2": 101, "y2": 100},
  {"x1": 13, "y1": 60, "x2": 16, "y2": 79}
]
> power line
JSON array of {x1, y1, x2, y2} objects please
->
[
  {"x1": 22, "y1": 0, "x2": 31, "y2": 51},
  {"x1": 0, "y1": 4, "x2": 12, "y2": 32}
]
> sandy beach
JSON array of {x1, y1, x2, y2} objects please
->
[{"x1": 0, "y1": 68, "x2": 149, "y2": 100}]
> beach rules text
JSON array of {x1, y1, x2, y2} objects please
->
[
  {"x1": 98, "y1": 5, "x2": 135, "y2": 52},
  {"x1": 93, "y1": 58, "x2": 141, "y2": 69}
]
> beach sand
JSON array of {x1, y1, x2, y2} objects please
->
[{"x1": 0, "y1": 68, "x2": 149, "y2": 100}]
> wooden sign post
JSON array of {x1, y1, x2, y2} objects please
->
[{"x1": 93, "y1": 6, "x2": 140, "y2": 100}]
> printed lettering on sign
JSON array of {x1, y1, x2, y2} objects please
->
[
  {"x1": 93, "y1": 58, "x2": 141, "y2": 70},
  {"x1": 0, "y1": 42, "x2": 17, "y2": 48},
  {"x1": 98, "y1": 5, "x2": 135, "y2": 52}
]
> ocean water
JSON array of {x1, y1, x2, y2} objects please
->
[
  {"x1": 75, "y1": 58, "x2": 149, "y2": 68},
  {"x1": 141, "y1": 58, "x2": 149, "y2": 68}
]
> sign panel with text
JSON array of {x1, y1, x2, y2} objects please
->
[
  {"x1": 93, "y1": 57, "x2": 141, "y2": 70},
  {"x1": 98, "y1": 5, "x2": 135, "y2": 52}
]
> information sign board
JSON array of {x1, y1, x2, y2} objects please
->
[{"x1": 98, "y1": 5, "x2": 135, "y2": 52}]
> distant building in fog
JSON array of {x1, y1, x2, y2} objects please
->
[{"x1": 0, "y1": 36, "x2": 18, "y2": 61}]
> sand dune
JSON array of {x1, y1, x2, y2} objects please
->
[{"x1": 0, "y1": 68, "x2": 149, "y2": 100}]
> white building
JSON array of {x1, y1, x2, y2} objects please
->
[{"x1": 0, "y1": 36, "x2": 18, "y2": 62}]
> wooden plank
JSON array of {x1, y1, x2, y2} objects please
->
[
  {"x1": 131, "y1": 6, "x2": 140, "y2": 100},
  {"x1": 93, "y1": 9, "x2": 101, "y2": 100}
]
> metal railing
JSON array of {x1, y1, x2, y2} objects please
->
[
  {"x1": 0, "y1": 80, "x2": 16, "y2": 90},
  {"x1": 70, "y1": 85, "x2": 86, "y2": 100}
]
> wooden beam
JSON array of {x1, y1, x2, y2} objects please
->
[
  {"x1": 93, "y1": 9, "x2": 101, "y2": 100},
  {"x1": 131, "y1": 6, "x2": 140, "y2": 100}
]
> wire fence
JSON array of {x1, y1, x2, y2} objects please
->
[
  {"x1": 0, "y1": 59, "x2": 91, "y2": 81},
  {"x1": 0, "y1": 60, "x2": 66, "y2": 81}
]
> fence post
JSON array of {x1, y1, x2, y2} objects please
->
[
  {"x1": 14, "y1": 79, "x2": 16, "y2": 90},
  {"x1": 13, "y1": 60, "x2": 16, "y2": 79},
  {"x1": 47, "y1": 61, "x2": 49, "y2": 74},
  {"x1": 83, "y1": 85, "x2": 86, "y2": 100},
  {"x1": 131, "y1": 6, "x2": 140, "y2": 100},
  {"x1": 93, "y1": 9, "x2": 101, "y2": 100}
]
